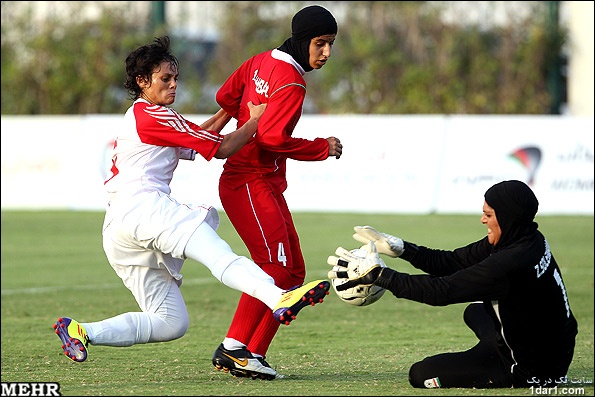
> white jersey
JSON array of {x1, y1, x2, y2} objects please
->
[
  {"x1": 104, "y1": 98, "x2": 223, "y2": 200},
  {"x1": 102, "y1": 99, "x2": 224, "y2": 281}
]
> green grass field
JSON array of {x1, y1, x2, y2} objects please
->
[{"x1": 1, "y1": 210, "x2": 593, "y2": 396}]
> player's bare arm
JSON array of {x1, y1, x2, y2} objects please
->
[
  {"x1": 214, "y1": 102, "x2": 267, "y2": 159},
  {"x1": 200, "y1": 108, "x2": 232, "y2": 133}
]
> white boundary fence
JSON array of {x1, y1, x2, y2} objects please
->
[{"x1": 1, "y1": 114, "x2": 593, "y2": 215}]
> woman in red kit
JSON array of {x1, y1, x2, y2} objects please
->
[{"x1": 211, "y1": 5, "x2": 343, "y2": 380}]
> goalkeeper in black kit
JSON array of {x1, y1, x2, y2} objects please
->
[{"x1": 328, "y1": 180, "x2": 578, "y2": 389}]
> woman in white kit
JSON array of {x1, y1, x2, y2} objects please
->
[{"x1": 52, "y1": 37, "x2": 329, "y2": 377}]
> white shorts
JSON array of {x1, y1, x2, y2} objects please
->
[{"x1": 102, "y1": 190, "x2": 219, "y2": 306}]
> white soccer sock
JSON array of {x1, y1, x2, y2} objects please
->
[
  {"x1": 222, "y1": 337, "x2": 245, "y2": 351},
  {"x1": 82, "y1": 284, "x2": 190, "y2": 346},
  {"x1": 83, "y1": 312, "x2": 186, "y2": 346},
  {"x1": 219, "y1": 256, "x2": 282, "y2": 309},
  {"x1": 184, "y1": 223, "x2": 282, "y2": 309}
]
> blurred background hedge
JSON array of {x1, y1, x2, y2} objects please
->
[{"x1": 1, "y1": 1, "x2": 568, "y2": 115}]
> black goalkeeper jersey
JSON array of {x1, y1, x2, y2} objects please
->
[{"x1": 376, "y1": 229, "x2": 578, "y2": 384}]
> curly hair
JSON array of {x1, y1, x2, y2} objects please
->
[{"x1": 124, "y1": 36, "x2": 179, "y2": 100}]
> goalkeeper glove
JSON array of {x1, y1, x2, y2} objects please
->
[
  {"x1": 352, "y1": 225, "x2": 404, "y2": 258},
  {"x1": 327, "y1": 241, "x2": 384, "y2": 291}
]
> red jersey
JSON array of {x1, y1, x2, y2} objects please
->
[{"x1": 216, "y1": 49, "x2": 329, "y2": 191}]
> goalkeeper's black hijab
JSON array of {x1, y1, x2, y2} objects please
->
[
  {"x1": 277, "y1": 5, "x2": 337, "y2": 72},
  {"x1": 484, "y1": 180, "x2": 539, "y2": 250}
]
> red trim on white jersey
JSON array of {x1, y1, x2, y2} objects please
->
[{"x1": 104, "y1": 99, "x2": 222, "y2": 197}]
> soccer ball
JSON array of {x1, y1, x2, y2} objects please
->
[{"x1": 331, "y1": 248, "x2": 387, "y2": 307}]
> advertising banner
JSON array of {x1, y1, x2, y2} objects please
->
[{"x1": 2, "y1": 115, "x2": 592, "y2": 215}]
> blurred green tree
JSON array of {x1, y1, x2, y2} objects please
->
[{"x1": 1, "y1": 1, "x2": 567, "y2": 115}]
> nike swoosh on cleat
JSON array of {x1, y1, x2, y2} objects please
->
[{"x1": 222, "y1": 353, "x2": 249, "y2": 367}]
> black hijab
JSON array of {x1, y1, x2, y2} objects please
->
[
  {"x1": 277, "y1": 5, "x2": 337, "y2": 72},
  {"x1": 484, "y1": 180, "x2": 539, "y2": 249}
]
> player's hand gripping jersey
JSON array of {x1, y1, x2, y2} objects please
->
[{"x1": 216, "y1": 49, "x2": 329, "y2": 190}]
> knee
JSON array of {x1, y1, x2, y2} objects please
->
[
  {"x1": 169, "y1": 318, "x2": 189, "y2": 340},
  {"x1": 463, "y1": 302, "x2": 484, "y2": 326},
  {"x1": 170, "y1": 309, "x2": 190, "y2": 339},
  {"x1": 464, "y1": 302, "x2": 496, "y2": 339},
  {"x1": 152, "y1": 311, "x2": 189, "y2": 342}
]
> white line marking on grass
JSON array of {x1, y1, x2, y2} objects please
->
[{"x1": 1, "y1": 277, "x2": 218, "y2": 296}]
